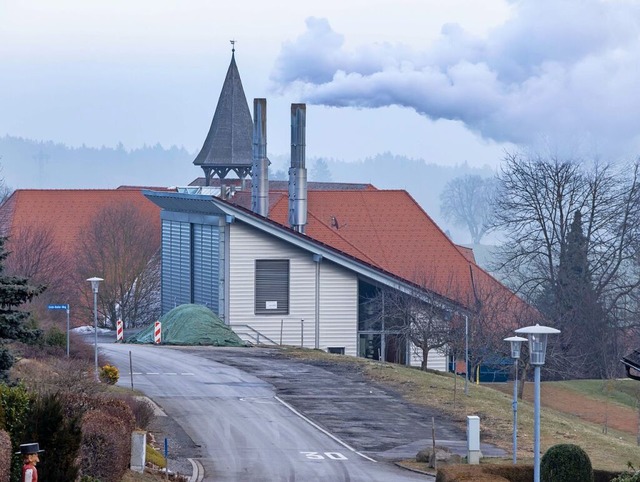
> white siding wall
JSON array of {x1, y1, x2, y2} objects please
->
[
  {"x1": 409, "y1": 343, "x2": 448, "y2": 372},
  {"x1": 318, "y1": 261, "x2": 358, "y2": 356},
  {"x1": 228, "y1": 223, "x2": 358, "y2": 356}
]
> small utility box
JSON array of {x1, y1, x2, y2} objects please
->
[
  {"x1": 467, "y1": 415, "x2": 482, "y2": 464},
  {"x1": 130, "y1": 431, "x2": 147, "y2": 473}
]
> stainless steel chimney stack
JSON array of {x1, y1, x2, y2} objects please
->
[
  {"x1": 289, "y1": 103, "x2": 307, "y2": 234},
  {"x1": 251, "y1": 98, "x2": 270, "y2": 217}
]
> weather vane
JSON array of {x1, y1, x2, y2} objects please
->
[{"x1": 230, "y1": 40, "x2": 236, "y2": 53}]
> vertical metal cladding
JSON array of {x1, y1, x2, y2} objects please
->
[
  {"x1": 288, "y1": 103, "x2": 308, "y2": 233},
  {"x1": 251, "y1": 98, "x2": 269, "y2": 217}
]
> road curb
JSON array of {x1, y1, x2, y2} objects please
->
[{"x1": 188, "y1": 458, "x2": 204, "y2": 482}]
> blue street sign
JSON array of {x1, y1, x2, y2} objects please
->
[{"x1": 47, "y1": 304, "x2": 69, "y2": 310}]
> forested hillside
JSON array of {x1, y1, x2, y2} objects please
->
[{"x1": 0, "y1": 136, "x2": 496, "y2": 243}]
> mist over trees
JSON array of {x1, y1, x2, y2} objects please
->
[
  {"x1": 1, "y1": 137, "x2": 494, "y2": 244},
  {"x1": 0, "y1": 135, "x2": 193, "y2": 189},
  {"x1": 439, "y1": 175, "x2": 497, "y2": 244},
  {"x1": 492, "y1": 153, "x2": 640, "y2": 379}
]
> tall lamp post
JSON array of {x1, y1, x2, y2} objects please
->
[
  {"x1": 87, "y1": 277, "x2": 103, "y2": 381},
  {"x1": 464, "y1": 314, "x2": 469, "y2": 396},
  {"x1": 504, "y1": 335, "x2": 528, "y2": 464},
  {"x1": 515, "y1": 324, "x2": 560, "y2": 482}
]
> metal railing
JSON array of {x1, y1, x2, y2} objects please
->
[{"x1": 230, "y1": 324, "x2": 279, "y2": 346}]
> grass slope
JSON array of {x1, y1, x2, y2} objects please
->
[{"x1": 283, "y1": 347, "x2": 640, "y2": 472}]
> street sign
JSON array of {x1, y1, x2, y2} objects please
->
[{"x1": 47, "y1": 304, "x2": 69, "y2": 310}]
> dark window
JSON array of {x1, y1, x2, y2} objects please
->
[
  {"x1": 327, "y1": 347, "x2": 345, "y2": 355},
  {"x1": 255, "y1": 259, "x2": 289, "y2": 315}
]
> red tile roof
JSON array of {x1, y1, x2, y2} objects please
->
[
  {"x1": 262, "y1": 189, "x2": 535, "y2": 321},
  {"x1": 0, "y1": 189, "x2": 161, "y2": 255}
]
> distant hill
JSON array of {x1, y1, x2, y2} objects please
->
[
  {"x1": 0, "y1": 136, "x2": 496, "y2": 244},
  {"x1": 0, "y1": 135, "x2": 194, "y2": 189}
]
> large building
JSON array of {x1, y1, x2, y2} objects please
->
[
  {"x1": 143, "y1": 52, "x2": 537, "y2": 368},
  {"x1": 0, "y1": 50, "x2": 536, "y2": 370}
]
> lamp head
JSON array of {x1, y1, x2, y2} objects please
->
[
  {"x1": 86, "y1": 277, "x2": 103, "y2": 293},
  {"x1": 504, "y1": 335, "x2": 528, "y2": 359},
  {"x1": 515, "y1": 324, "x2": 561, "y2": 366}
]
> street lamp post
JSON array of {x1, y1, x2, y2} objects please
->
[
  {"x1": 87, "y1": 277, "x2": 103, "y2": 381},
  {"x1": 515, "y1": 324, "x2": 560, "y2": 482},
  {"x1": 464, "y1": 314, "x2": 469, "y2": 396},
  {"x1": 504, "y1": 335, "x2": 528, "y2": 464}
]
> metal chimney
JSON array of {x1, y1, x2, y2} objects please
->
[
  {"x1": 251, "y1": 98, "x2": 269, "y2": 217},
  {"x1": 289, "y1": 103, "x2": 307, "y2": 233}
]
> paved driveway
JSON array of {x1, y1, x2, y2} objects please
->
[{"x1": 179, "y1": 346, "x2": 505, "y2": 460}]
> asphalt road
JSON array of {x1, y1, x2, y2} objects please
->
[{"x1": 101, "y1": 343, "x2": 434, "y2": 482}]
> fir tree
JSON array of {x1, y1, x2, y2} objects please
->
[
  {"x1": 553, "y1": 211, "x2": 609, "y2": 378},
  {"x1": 0, "y1": 236, "x2": 45, "y2": 378}
]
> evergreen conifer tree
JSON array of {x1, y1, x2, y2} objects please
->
[
  {"x1": 0, "y1": 236, "x2": 45, "y2": 378},
  {"x1": 553, "y1": 211, "x2": 609, "y2": 377}
]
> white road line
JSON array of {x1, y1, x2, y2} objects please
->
[
  {"x1": 147, "y1": 372, "x2": 160, "y2": 375},
  {"x1": 274, "y1": 396, "x2": 377, "y2": 463},
  {"x1": 188, "y1": 458, "x2": 204, "y2": 482},
  {"x1": 181, "y1": 373, "x2": 195, "y2": 376}
]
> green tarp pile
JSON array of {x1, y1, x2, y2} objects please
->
[{"x1": 126, "y1": 304, "x2": 245, "y2": 346}]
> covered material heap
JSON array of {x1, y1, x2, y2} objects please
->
[{"x1": 127, "y1": 304, "x2": 245, "y2": 346}]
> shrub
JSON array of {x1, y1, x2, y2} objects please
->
[
  {"x1": 99, "y1": 364, "x2": 119, "y2": 385},
  {"x1": 11, "y1": 356, "x2": 103, "y2": 397},
  {"x1": 43, "y1": 326, "x2": 66, "y2": 348},
  {"x1": 80, "y1": 410, "x2": 130, "y2": 482},
  {"x1": 541, "y1": 444, "x2": 593, "y2": 482},
  {"x1": 23, "y1": 393, "x2": 81, "y2": 482},
  {"x1": 0, "y1": 384, "x2": 32, "y2": 482},
  {"x1": 611, "y1": 463, "x2": 640, "y2": 482},
  {"x1": 120, "y1": 395, "x2": 155, "y2": 430},
  {"x1": 94, "y1": 396, "x2": 136, "y2": 434},
  {"x1": 0, "y1": 429, "x2": 12, "y2": 482}
]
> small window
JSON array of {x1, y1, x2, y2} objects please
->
[
  {"x1": 327, "y1": 347, "x2": 345, "y2": 355},
  {"x1": 255, "y1": 259, "x2": 289, "y2": 315}
]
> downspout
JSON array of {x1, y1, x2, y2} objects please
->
[
  {"x1": 313, "y1": 254, "x2": 322, "y2": 349},
  {"x1": 381, "y1": 289, "x2": 386, "y2": 362}
]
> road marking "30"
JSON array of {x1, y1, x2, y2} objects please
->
[{"x1": 301, "y1": 451, "x2": 348, "y2": 461}]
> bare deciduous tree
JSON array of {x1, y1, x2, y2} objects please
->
[
  {"x1": 77, "y1": 201, "x2": 160, "y2": 329},
  {"x1": 440, "y1": 174, "x2": 497, "y2": 244},
  {"x1": 492, "y1": 153, "x2": 640, "y2": 378},
  {"x1": 4, "y1": 225, "x2": 75, "y2": 320}
]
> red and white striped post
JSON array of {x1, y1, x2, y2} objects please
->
[
  {"x1": 116, "y1": 319, "x2": 123, "y2": 342},
  {"x1": 154, "y1": 321, "x2": 161, "y2": 344}
]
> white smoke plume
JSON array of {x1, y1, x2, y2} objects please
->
[{"x1": 271, "y1": 2, "x2": 640, "y2": 158}]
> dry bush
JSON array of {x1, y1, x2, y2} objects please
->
[
  {"x1": 436, "y1": 464, "x2": 533, "y2": 482},
  {"x1": 0, "y1": 429, "x2": 10, "y2": 482},
  {"x1": 93, "y1": 396, "x2": 136, "y2": 434},
  {"x1": 80, "y1": 410, "x2": 130, "y2": 482},
  {"x1": 117, "y1": 395, "x2": 155, "y2": 430},
  {"x1": 68, "y1": 332, "x2": 109, "y2": 366},
  {"x1": 10, "y1": 356, "x2": 104, "y2": 397},
  {"x1": 11, "y1": 340, "x2": 63, "y2": 360},
  {"x1": 59, "y1": 393, "x2": 134, "y2": 433}
]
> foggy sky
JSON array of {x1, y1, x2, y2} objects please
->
[
  {"x1": 2, "y1": 0, "x2": 636, "y2": 177},
  {"x1": 271, "y1": 1, "x2": 640, "y2": 161}
]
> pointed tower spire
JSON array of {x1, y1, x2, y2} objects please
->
[{"x1": 193, "y1": 46, "x2": 253, "y2": 186}]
